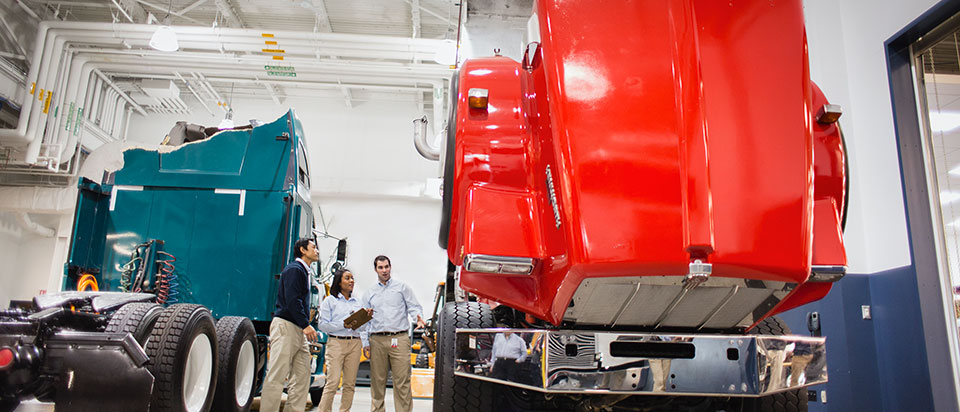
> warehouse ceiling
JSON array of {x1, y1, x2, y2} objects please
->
[
  {"x1": 17, "y1": 0, "x2": 460, "y2": 38},
  {"x1": 1, "y1": 0, "x2": 470, "y2": 115}
]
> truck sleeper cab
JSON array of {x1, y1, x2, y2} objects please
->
[{"x1": 0, "y1": 110, "x2": 326, "y2": 412}]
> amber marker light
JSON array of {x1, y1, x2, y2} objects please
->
[
  {"x1": 468, "y1": 88, "x2": 489, "y2": 109},
  {"x1": 816, "y1": 104, "x2": 842, "y2": 124}
]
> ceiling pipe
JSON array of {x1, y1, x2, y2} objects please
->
[
  {"x1": 112, "y1": 72, "x2": 437, "y2": 93},
  {"x1": 112, "y1": 98, "x2": 128, "y2": 135},
  {"x1": 175, "y1": 72, "x2": 214, "y2": 115},
  {"x1": 196, "y1": 72, "x2": 227, "y2": 109},
  {"x1": 122, "y1": 106, "x2": 132, "y2": 141},
  {"x1": 75, "y1": 45, "x2": 451, "y2": 76},
  {"x1": 15, "y1": 1, "x2": 42, "y2": 21},
  {"x1": 50, "y1": 51, "x2": 437, "y2": 159},
  {"x1": 2, "y1": 21, "x2": 451, "y2": 147},
  {"x1": 12, "y1": 22, "x2": 453, "y2": 166},
  {"x1": 16, "y1": 212, "x2": 56, "y2": 238},
  {"x1": 0, "y1": 22, "x2": 54, "y2": 146},
  {"x1": 52, "y1": 56, "x2": 444, "y2": 163},
  {"x1": 87, "y1": 75, "x2": 102, "y2": 121}
]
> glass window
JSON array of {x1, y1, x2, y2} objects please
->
[
  {"x1": 297, "y1": 141, "x2": 311, "y2": 190},
  {"x1": 917, "y1": 31, "x2": 960, "y2": 331}
]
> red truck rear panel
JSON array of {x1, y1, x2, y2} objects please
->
[{"x1": 449, "y1": 0, "x2": 842, "y2": 328}]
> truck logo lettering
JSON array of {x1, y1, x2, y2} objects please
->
[{"x1": 546, "y1": 165, "x2": 562, "y2": 228}]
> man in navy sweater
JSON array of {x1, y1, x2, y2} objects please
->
[{"x1": 261, "y1": 238, "x2": 320, "y2": 412}]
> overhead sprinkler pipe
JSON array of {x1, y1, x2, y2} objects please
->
[{"x1": 9, "y1": 21, "x2": 453, "y2": 165}]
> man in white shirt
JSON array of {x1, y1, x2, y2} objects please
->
[
  {"x1": 360, "y1": 255, "x2": 425, "y2": 412},
  {"x1": 491, "y1": 331, "x2": 527, "y2": 381}
]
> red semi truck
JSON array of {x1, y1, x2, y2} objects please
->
[{"x1": 417, "y1": 1, "x2": 847, "y2": 411}]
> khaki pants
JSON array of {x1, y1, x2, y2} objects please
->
[
  {"x1": 369, "y1": 334, "x2": 412, "y2": 412},
  {"x1": 319, "y1": 337, "x2": 362, "y2": 412},
  {"x1": 260, "y1": 317, "x2": 311, "y2": 412}
]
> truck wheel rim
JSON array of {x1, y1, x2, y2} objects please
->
[
  {"x1": 183, "y1": 333, "x2": 213, "y2": 412},
  {"x1": 235, "y1": 340, "x2": 255, "y2": 404}
]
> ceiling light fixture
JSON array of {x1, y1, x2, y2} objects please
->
[
  {"x1": 149, "y1": 0, "x2": 179, "y2": 52},
  {"x1": 218, "y1": 108, "x2": 235, "y2": 129},
  {"x1": 218, "y1": 83, "x2": 235, "y2": 129},
  {"x1": 149, "y1": 26, "x2": 179, "y2": 52}
]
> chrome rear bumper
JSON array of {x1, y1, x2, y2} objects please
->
[{"x1": 454, "y1": 329, "x2": 826, "y2": 397}]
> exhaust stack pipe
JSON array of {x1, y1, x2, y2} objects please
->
[{"x1": 413, "y1": 116, "x2": 441, "y2": 161}]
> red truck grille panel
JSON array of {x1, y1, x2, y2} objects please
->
[{"x1": 563, "y1": 277, "x2": 795, "y2": 330}]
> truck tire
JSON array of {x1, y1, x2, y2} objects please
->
[
  {"x1": 736, "y1": 316, "x2": 808, "y2": 412},
  {"x1": 433, "y1": 302, "x2": 495, "y2": 412},
  {"x1": 146, "y1": 304, "x2": 219, "y2": 412},
  {"x1": 415, "y1": 346, "x2": 430, "y2": 368},
  {"x1": 212, "y1": 316, "x2": 257, "y2": 412},
  {"x1": 106, "y1": 302, "x2": 163, "y2": 346}
]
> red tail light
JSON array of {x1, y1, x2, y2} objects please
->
[{"x1": 0, "y1": 347, "x2": 13, "y2": 370}]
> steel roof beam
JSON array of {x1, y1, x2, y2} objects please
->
[
  {"x1": 115, "y1": 0, "x2": 148, "y2": 23},
  {"x1": 214, "y1": 0, "x2": 245, "y2": 28}
]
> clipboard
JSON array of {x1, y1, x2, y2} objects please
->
[{"x1": 344, "y1": 308, "x2": 372, "y2": 330}]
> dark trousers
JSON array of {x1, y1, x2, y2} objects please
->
[{"x1": 492, "y1": 357, "x2": 521, "y2": 381}]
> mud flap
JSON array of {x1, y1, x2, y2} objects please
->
[{"x1": 44, "y1": 332, "x2": 153, "y2": 411}]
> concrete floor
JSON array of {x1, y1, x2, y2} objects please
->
[
  {"x1": 14, "y1": 387, "x2": 433, "y2": 412},
  {"x1": 293, "y1": 386, "x2": 433, "y2": 411}
]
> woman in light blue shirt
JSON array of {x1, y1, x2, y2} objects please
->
[{"x1": 316, "y1": 268, "x2": 368, "y2": 412}]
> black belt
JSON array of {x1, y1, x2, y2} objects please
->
[
  {"x1": 330, "y1": 335, "x2": 359, "y2": 340},
  {"x1": 371, "y1": 330, "x2": 406, "y2": 336}
]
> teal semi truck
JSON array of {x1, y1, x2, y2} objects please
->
[{"x1": 0, "y1": 109, "x2": 329, "y2": 412}]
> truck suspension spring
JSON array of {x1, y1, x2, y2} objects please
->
[{"x1": 155, "y1": 251, "x2": 179, "y2": 305}]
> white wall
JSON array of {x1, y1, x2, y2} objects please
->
[
  {"x1": 0, "y1": 213, "x2": 23, "y2": 307},
  {"x1": 124, "y1": 91, "x2": 443, "y2": 190},
  {"x1": 0, "y1": 212, "x2": 70, "y2": 307},
  {"x1": 803, "y1": 0, "x2": 940, "y2": 274},
  {"x1": 315, "y1": 196, "x2": 447, "y2": 314}
]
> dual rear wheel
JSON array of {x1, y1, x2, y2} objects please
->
[{"x1": 109, "y1": 303, "x2": 258, "y2": 412}]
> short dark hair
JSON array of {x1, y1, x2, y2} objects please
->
[
  {"x1": 329, "y1": 268, "x2": 352, "y2": 298},
  {"x1": 294, "y1": 238, "x2": 314, "y2": 259},
  {"x1": 373, "y1": 255, "x2": 391, "y2": 268}
]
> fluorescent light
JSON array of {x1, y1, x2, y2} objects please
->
[
  {"x1": 218, "y1": 109, "x2": 235, "y2": 130},
  {"x1": 950, "y1": 166, "x2": 960, "y2": 176},
  {"x1": 149, "y1": 26, "x2": 179, "y2": 52},
  {"x1": 943, "y1": 191, "x2": 960, "y2": 204},
  {"x1": 930, "y1": 112, "x2": 960, "y2": 132}
]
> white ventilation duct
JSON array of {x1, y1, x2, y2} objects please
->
[
  {"x1": 0, "y1": 186, "x2": 77, "y2": 215},
  {"x1": 16, "y1": 212, "x2": 55, "y2": 238}
]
